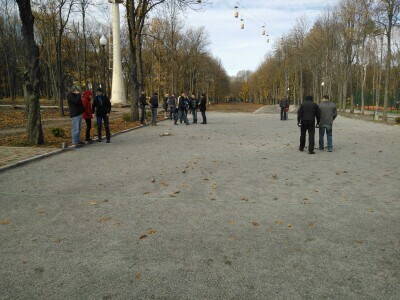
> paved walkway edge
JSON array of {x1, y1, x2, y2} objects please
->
[{"x1": 0, "y1": 119, "x2": 167, "y2": 173}]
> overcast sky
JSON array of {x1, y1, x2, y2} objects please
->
[{"x1": 182, "y1": 0, "x2": 340, "y2": 76}]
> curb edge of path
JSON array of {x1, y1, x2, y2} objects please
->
[{"x1": 0, "y1": 118, "x2": 168, "y2": 174}]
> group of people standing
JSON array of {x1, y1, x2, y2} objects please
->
[
  {"x1": 67, "y1": 86, "x2": 111, "y2": 147},
  {"x1": 139, "y1": 92, "x2": 208, "y2": 126}
]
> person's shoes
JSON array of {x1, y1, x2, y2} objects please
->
[
  {"x1": 299, "y1": 148, "x2": 304, "y2": 152},
  {"x1": 319, "y1": 147, "x2": 324, "y2": 151},
  {"x1": 97, "y1": 139, "x2": 102, "y2": 143},
  {"x1": 86, "y1": 139, "x2": 93, "y2": 144},
  {"x1": 78, "y1": 141, "x2": 85, "y2": 146},
  {"x1": 328, "y1": 149, "x2": 333, "y2": 152},
  {"x1": 309, "y1": 151, "x2": 315, "y2": 154},
  {"x1": 106, "y1": 140, "x2": 110, "y2": 143}
]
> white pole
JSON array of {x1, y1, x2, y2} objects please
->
[{"x1": 110, "y1": 1, "x2": 126, "y2": 105}]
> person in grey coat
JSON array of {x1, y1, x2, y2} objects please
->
[{"x1": 318, "y1": 95, "x2": 337, "y2": 152}]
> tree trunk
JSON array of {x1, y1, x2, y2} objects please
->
[
  {"x1": 383, "y1": 23, "x2": 392, "y2": 121},
  {"x1": 16, "y1": 0, "x2": 44, "y2": 145}
]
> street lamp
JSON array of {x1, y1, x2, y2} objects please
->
[
  {"x1": 99, "y1": 35, "x2": 107, "y2": 92},
  {"x1": 108, "y1": 0, "x2": 127, "y2": 105}
]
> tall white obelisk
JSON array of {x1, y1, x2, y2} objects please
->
[{"x1": 109, "y1": 0, "x2": 126, "y2": 105}]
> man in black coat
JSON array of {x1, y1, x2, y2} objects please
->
[
  {"x1": 92, "y1": 88, "x2": 112, "y2": 143},
  {"x1": 199, "y1": 93, "x2": 207, "y2": 124},
  {"x1": 139, "y1": 91, "x2": 147, "y2": 125},
  {"x1": 297, "y1": 95, "x2": 320, "y2": 154},
  {"x1": 279, "y1": 98, "x2": 289, "y2": 120},
  {"x1": 150, "y1": 92, "x2": 159, "y2": 126},
  {"x1": 67, "y1": 86, "x2": 84, "y2": 146}
]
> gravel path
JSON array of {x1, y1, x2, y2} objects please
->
[{"x1": 0, "y1": 112, "x2": 399, "y2": 299}]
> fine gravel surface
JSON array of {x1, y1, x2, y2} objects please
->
[{"x1": 0, "y1": 112, "x2": 399, "y2": 299}]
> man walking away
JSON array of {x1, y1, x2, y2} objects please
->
[
  {"x1": 139, "y1": 91, "x2": 147, "y2": 125},
  {"x1": 177, "y1": 92, "x2": 189, "y2": 125},
  {"x1": 164, "y1": 93, "x2": 169, "y2": 118},
  {"x1": 318, "y1": 95, "x2": 337, "y2": 152},
  {"x1": 297, "y1": 95, "x2": 320, "y2": 154},
  {"x1": 150, "y1": 92, "x2": 159, "y2": 126},
  {"x1": 81, "y1": 89, "x2": 93, "y2": 143},
  {"x1": 199, "y1": 93, "x2": 207, "y2": 124},
  {"x1": 67, "y1": 86, "x2": 84, "y2": 147},
  {"x1": 190, "y1": 93, "x2": 199, "y2": 124},
  {"x1": 92, "y1": 88, "x2": 111, "y2": 143},
  {"x1": 279, "y1": 98, "x2": 289, "y2": 120},
  {"x1": 167, "y1": 94, "x2": 177, "y2": 120}
]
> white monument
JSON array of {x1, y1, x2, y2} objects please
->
[{"x1": 109, "y1": 0, "x2": 127, "y2": 105}]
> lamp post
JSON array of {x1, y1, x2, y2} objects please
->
[
  {"x1": 99, "y1": 35, "x2": 107, "y2": 92},
  {"x1": 321, "y1": 81, "x2": 325, "y2": 102},
  {"x1": 108, "y1": 0, "x2": 126, "y2": 105}
]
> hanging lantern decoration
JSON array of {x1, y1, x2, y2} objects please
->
[
  {"x1": 234, "y1": 6, "x2": 239, "y2": 18},
  {"x1": 240, "y1": 18, "x2": 244, "y2": 30}
]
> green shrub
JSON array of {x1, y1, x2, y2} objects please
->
[
  {"x1": 51, "y1": 127, "x2": 65, "y2": 137},
  {"x1": 123, "y1": 113, "x2": 131, "y2": 122},
  {"x1": 395, "y1": 117, "x2": 400, "y2": 124}
]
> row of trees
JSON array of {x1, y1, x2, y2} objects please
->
[
  {"x1": 0, "y1": 0, "x2": 229, "y2": 143},
  {"x1": 232, "y1": 0, "x2": 400, "y2": 120}
]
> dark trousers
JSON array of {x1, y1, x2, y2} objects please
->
[
  {"x1": 177, "y1": 109, "x2": 189, "y2": 124},
  {"x1": 201, "y1": 110, "x2": 207, "y2": 124},
  {"x1": 169, "y1": 108, "x2": 174, "y2": 120},
  {"x1": 300, "y1": 120, "x2": 315, "y2": 152},
  {"x1": 140, "y1": 106, "x2": 146, "y2": 124},
  {"x1": 319, "y1": 125, "x2": 333, "y2": 150},
  {"x1": 97, "y1": 115, "x2": 110, "y2": 141},
  {"x1": 84, "y1": 118, "x2": 92, "y2": 141},
  {"x1": 191, "y1": 109, "x2": 198, "y2": 123},
  {"x1": 280, "y1": 108, "x2": 287, "y2": 120},
  {"x1": 151, "y1": 108, "x2": 157, "y2": 125}
]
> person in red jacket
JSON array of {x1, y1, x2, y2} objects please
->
[{"x1": 81, "y1": 90, "x2": 93, "y2": 143}]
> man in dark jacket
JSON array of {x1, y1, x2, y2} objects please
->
[
  {"x1": 139, "y1": 91, "x2": 147, "y2": 125},
  {"x1": 177, "y1": 93, "x2": 189, "y2": 125},
  {"x1": 297, "y1": 95, "x2": 320, "y2": 154},
  {"x1": 199, "y1": 93, "x2": 207, "y2": 124},
  {"x1": 318, "y1": 95, "x2": 337, "y2": 152},
  {"x1": 167, "y1": 94, "x2": 177, "y2": 120},
  {"x1": 92, "y1": 88, "x2": 111, "y2": 143},
  {"x1": 279, "y1": 98, "x2": 289, "y2": 120},
  {"x1": 67, "y1": 86, "x2": 84, "y2": 146},
  {"x1": 150, "y1": 92, "x2": 159, "y2": 126},
  {"x1": 189, "y1": 93, "x2": 199, "y2": 124}
]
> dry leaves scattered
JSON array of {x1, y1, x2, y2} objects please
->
[
  {"x1": 0, "y1": 219, "x2": 11, "y2": 225},
  {"x1": 251, "y1": 221, "x2": 260, "y2": 227},
  {"x1": 98, "y1": 216, "x2": 112, "y2": 223}
]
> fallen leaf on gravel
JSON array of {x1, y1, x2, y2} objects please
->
[
  {"x1": 211, "y1": 183, "x2": 217, "y2": 189},
  {"x1": 314, "y1": 190, "x2": 319, "y2": 193},
  {"x1": 37, "y1": 209, "x2": 47, "y2": 216},
  {"x1": 228, "y1": 235, "x2": 238, "y2": 240},
  {"x1": 287, "y1": 224, "x2": 293, "y2": 229},
  {"x1": 169, "y1": 194, "x2": 176, "y2": 198},
  {"x1": 273, "y1": 197, "x2": 279, "y2": 201},
  {"x1": 98, "y1": 217, "x2": 112, "y2": 223},
  {"x1": 143, "y1": 192, "x2": 150, "y2": 195},
  {"x1": 0, "y1": 219, "x2": 11, "y2": 225},
  {"x1": 88, "y1": 201, "x2": 98, "y2": 205},
  {"x1": 160, "y1": 181, "x2": 168, "y2": 187},
  {"x1": 336, "y1": 172, "x2": 341, "y2": 175},
  {"x1": 210, "y1": 198, "x2": 216, "y2": 201},
  {"x1": 251, "y1": 221, "x2": 260, "y2": 227},
  {"x1": 343, "y1": 171, "x2": 348, "y2": 173},
  {"x1": 151, "y1": 178, "x2": 156, "y2": 183},
  {"x1": 355, "y1": 240, "x2": 364, "y2": 244},
  {"x1": 139, "y1": 234, "x2": 148, "y2": 240},
  {"x1": 147, "y1": 229, "x2": 157, "y2": 235},
  {"x1": 159, "y1": 132, "x2": 172, "y2": 137},
  {"x1": 135, "y1": 272, "x2": 141, "y2": 280},
  {"x1": 368, "y1": 209, "x2": 375, "y2": 213},
  {"x1": 275, "y1": 220, "x2": 283, "y2": 225},
  {"x1": 53, "y1": 239, "x2": 63, "y2": 244},
  {"x1": 308, "y1": 223, "x2": 315, "y2": 228},
  {"x1": 228, "y1": 220, "x2": 236, "y2": 225},
  {"x1": 173, "y1": 190, "x2": 181, "y2": 194},
  {"x1": 240, "y1": 197, "x2": 249, "y2": 201},
  {"x1": 272, "y1": 174, "x2": 278, "y2": 179},
  {"x1": 203, "y1": 178, "x2": 209, "y2": 181}
]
